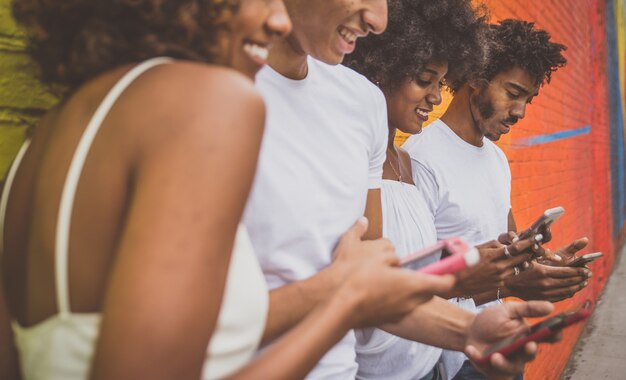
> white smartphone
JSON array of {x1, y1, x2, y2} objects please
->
[
  {"x1": 518, "y1": 206, "x2": 565, "y2": 240},
  {"x1": 568, "y1": 252, "x2": 603, "y2": 267}
]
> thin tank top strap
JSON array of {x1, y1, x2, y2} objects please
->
[
  {"x1": 55, "y1": 57, "x2": 173, "y2": 317},
  {"x1": 0, "y1": 140, "x2": 32, "y2": 255}
]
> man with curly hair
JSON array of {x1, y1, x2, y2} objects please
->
[{"x1": 404, "y1": 19, "x2": 591, "y2": 380}]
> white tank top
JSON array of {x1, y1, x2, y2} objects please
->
[{"x1": 0, "y1": 57, "x2": 268, "y2": 380}]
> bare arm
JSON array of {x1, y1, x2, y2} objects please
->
[
  {"x1": 237, "y1": 234, "x2": 457, "y2": 379},
  {"x1": 90, "y1": 65, "x2": 265, "y2": 380},
  {"x1": 0, "y1": 279, "x2": 21, "y2": 380},
  {"x1": 508, "y1": 209, "x2": 517, "y2": 232},
  {"x1": 261, "y1": 187, "x2": 382, "y2": 344},
  {"x1": 261, "y1": 266, "x2": 343, "y2": 344},
  {"x1": 381, "y1": 296, "x2": 474, "y2": 351},
  {"x1": 234, "y1": 291, "x2": 356, "y2": 379},
  {"x1": 363, "y1": 189, "x2": 383, "y2": 240}
]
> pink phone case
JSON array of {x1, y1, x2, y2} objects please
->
[
  {"x1": 400, "y1": 241, "x2": 447, "y2": 268},
  {"x1": 403, "y1": 237, "x2": 480, "y2": 275}
]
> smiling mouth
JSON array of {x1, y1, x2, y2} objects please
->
[
  {"x1": 243, "y1": 42, "x2": 270, "y2": 65},
  {"x1": 416, "y1": 108, "x2": 430, "y2": 121},
  {"x1": 338, "y1": 26, "x2": 357, "y2": 44},
  {"x1": 336, "y1": 25, "x2": 359, "y2": 54}
]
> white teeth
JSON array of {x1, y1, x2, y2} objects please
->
[
  {"x1": 416, "y1": 109, "x2": 428, "y2": 117},
  {"x1": 243, "y1": 43, "x2": 269, "y2": 61},
  {"x1": 338, "y1": 26, "x2": 357, "y2": 44}
]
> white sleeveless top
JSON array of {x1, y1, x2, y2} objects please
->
[
  {"x1": 0, "y1": 58, "x2": 268, "y2": 380},
  {"x1": 355, "y1": 180, "x2": 441, "y2": 380}
]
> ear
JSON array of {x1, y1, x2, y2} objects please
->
[{"x1": 468, "y1": 78, "x2": 486, "y2": 92}]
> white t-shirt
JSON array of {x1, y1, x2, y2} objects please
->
[
  {"x1": 244, "y1": 57, "x2": 388, "y2": 380},
  {"x1": 403, "y1": 119, "x2": 511, "y2": 378},
  {"x1": 355, "y1": 180, "x2": 442, "y2": 380},
  {"x1": 403, "y1": 119, "x2": 511, "y2": 246}
]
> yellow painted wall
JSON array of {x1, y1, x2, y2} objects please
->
[{"x1": 0, "y1": 0, "x2": 57, "y2": 179}]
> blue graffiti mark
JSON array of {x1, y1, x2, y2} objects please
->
[{"x1": 512, "y1": 125, "x2": 592, "y2": 147}]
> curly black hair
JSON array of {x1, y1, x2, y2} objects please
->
[
  {"x1": 343, "y1": 0, "x2": 489, "y2": 93},
  {"x1": 478, "y1": 19, "x2": 567, "y2": 86},
  {"x1": 11, "y1": 0, "x2": 238, "y2": 91}
]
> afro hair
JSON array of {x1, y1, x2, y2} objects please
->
[
  {"x1": 343, "y1": 0, "x2": 489, "y2": 93},
  {"x1": 12, "y1": 0, "x2": 238, "y2": 91},
  {"x1": 478, "y1": 19, "x2": 567, "y2": 86}
]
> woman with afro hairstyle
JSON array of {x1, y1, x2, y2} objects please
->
[
  {"x1": 0, "y1": 1, "x2": 458, "y2": 379},
  {"x1": 344, "y1": 1, "x2": 537, "y2": 379}
]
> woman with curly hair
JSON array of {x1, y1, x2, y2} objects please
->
[
  {"x1": 343, "y1": 1, "x2": 539, "y2": 379},
  {"x1": 0, "y1": 1, "x2": 458, "y2": 379}
]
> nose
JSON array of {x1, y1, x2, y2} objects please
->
[
  {"x1": 510, "y1": 102, "x2": 526, "y2": 120},
  {"x1": 265, "y1": 0, "x2": 292, "y2": 39},
  {"x1": 427, "y1": 86, "x2": 443, "y2": 106},
  {"x1": 362, "y1": 0, "x2": 388, "y2": 35}
]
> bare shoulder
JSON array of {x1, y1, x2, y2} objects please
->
[{"x1": 120, "y1": 61, "x2": 265, "y2": 140}]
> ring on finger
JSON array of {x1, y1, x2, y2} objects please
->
[
  {"x1": 503, "y1": 246, "x2": 512, "y2": 258},
  {"x1": 514, "y1": 266, "x2": 520, "y2": 276}
]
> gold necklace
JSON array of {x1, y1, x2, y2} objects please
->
[{"x1": 387, "y1": 149, "x2": 403, "y2": 182}]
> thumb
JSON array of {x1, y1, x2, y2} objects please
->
[
  {"x1": 498, "y1": 231, "x2": 519, "y2": 244},
  {"x1": 563, "y1": 237, "x2": 589, "y2": 255},
  {"x1": 343, "y1": 216, "x2": 369, "y2": 241}
]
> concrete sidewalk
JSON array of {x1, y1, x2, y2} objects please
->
[{"x1": 561, "y1": 243, "x2": 626, "y2": 379}]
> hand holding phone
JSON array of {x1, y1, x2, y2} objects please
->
[
  {"x1": 401, "y1": 237, "x2": 480, "y2": 275},
  {"x1": 568, "y1": 252, "x2": 603, "y2": 267},
  {"x1": 518, "y1": 206, "x2": 565, "y2": 241},
  {"x1": 475, "y1": 300, "x2": 594, "y2": 366}
]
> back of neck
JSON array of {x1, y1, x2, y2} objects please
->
[{"x1": 440, "y1": 90, "x2": 484, "y2": 147}]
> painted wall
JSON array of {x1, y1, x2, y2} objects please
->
[
  {"x1": 0, "y1": 0, "x2": 625, "y2": 379},
  {"x1": 0, "y1": 1, "x2": 57, "y2": 176}
]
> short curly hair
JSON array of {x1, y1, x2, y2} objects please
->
[
  {"x1": 478, "y1": 19, "x2": 567, "y2": 86},
  {"x1": 343, "y1": 0, "x2": 489, "y2": 93},
  {"x1": 11, "y1": 0, "x2": 238, "y2": 90}
]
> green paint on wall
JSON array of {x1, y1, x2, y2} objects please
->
[{"x1": 0, "y1": 0, "x2": 58, "y2": 178}]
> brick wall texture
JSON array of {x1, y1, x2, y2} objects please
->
[{"x1": 1, "y1": 0, "x2": 626, "y2": 379}]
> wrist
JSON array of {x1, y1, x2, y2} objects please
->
[
  {"x1": 331, "y1": 281, "x2": 368, "y2": 329},
  {"x1": 311, "y1": 265, "x2": 346, "y2": 302},
  {"x1": 498, "y1": 285, "x2": 513, "y2": 299},
  {"x1": 461, "y1": 313, "x2": 478, "y2": 351}
]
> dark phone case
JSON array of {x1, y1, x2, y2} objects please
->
[{"x1": 475, "y1": 302, "x2": 594, "y2": 366}]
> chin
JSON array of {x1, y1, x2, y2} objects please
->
[
  {"x1": 314, "y1": 49, "x2": 346, "y2": 66},
  {"x1": 485, "y1": 133, "x2": 501, "y2": 141}
]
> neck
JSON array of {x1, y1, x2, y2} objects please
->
[
  {"x1": 387, "y1": 126, "x2": 397, "y2": 150},
  {"x1": 440, "y1": 87, "x2": 484, "y2": 147},
  {"x1": 268, "y1": 37, "x2": 309, "y2": 80}
]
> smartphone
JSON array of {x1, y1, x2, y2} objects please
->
[
  {"x1": 400, "y1": 237, "x2": 480, "y2": 275},
  {"x1": 476, "y1": 300, "x2": 594, "y2": 366},
  {"x1": 518, "y1": 206, "x2": 565, "y2": 240},
  {"x1": 400, "y1": 241, "x2": 446, "y2": 270},
  {"x1": 568, "y1": 252, "x2": 603, "y2": 267}
]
